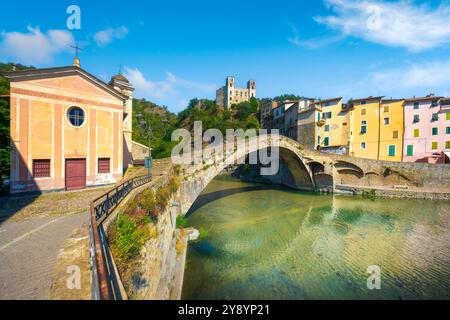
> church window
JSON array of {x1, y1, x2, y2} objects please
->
[
  {"x1": 33, "y1": 159, "x2": 51, "y2": 178},
  {"x1": 68, "y1": 106, "x2": 85, "y2": 127}
]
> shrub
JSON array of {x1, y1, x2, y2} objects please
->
[
  {"x1": 137, "y1": 189, "x2": 156, "y2": 214},
  {"x1": 156, "y1": 186, "x2": 171, "y2": 210},
  {"x1": 198, "y1": 227, "x2": 209, "y2": 240},
  {"x1": 111, "y1": 214, "x2": 147, "y2": 263},
  {"x1": 176, "y1": 215, "x2": 188, "y2": 228}
]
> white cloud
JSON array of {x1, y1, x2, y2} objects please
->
[
  {"x1": 287, "y1": 20, "x2": 344, "y2": 49},
  {"x1": 93, "y1": 26, "x2": 128, "y2": 47},
  {"x1": 124, "y1": 68, "x2": 216, "y2": 101},
  {"x1": 315, "y1": 0, "x2": 450, "y2": 51},
  {"x1": 0, "y1": 26, "x2": 74, "y2": 65},
  {"x1": 370, "y1": 60, "x2": 450, "y2": 91}
]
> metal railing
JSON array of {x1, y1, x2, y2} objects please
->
[{"x1": 89, "y1": 175, "x2": 152, "y2": 300}]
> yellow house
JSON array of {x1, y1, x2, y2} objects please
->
[
  {"x1": 379, "y1": 99, "x2": 404, "y2": 162},
  {"x1": 316, "y1": 97, "x2": 350, "y2": 154},
  {"x1": 348, "y1": 96, "x2": 384, "y2": 160}
]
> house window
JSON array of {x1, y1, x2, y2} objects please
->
[
  {"x1": 343, "y1": 122, "x2": 348, "y2": 126},
  {"x1": 33, "y1": 159, "x2": 51, "y2": 178},
  {"x1": 447, "y1": 127, "x2": 450, "y2": 134},
  {"x1": 413, "y1": 115, "x2": 420, "y2": 123},
  {"x1": 361, "y1": 142, "x2": 366, "y2": 150},
  {"x1": 67, "y1": 107, "x2": 85, "y2": 127},
  {"x1": 432, "y1": 113, "x2": 439, "y2": 121},
  {"x1": 407, "y1": 145, "x2": 414, "y2": 156},
  {"x1": 324, "y1": 137, "x2": 329, "y2": 146},
  {"x1": 98, "y1": 158, "x2": 110, "y2": 174},
  {"x1": 323, "y1": 112, "x2": 332, "y2": 119},
  {"x1": 384, "y1": 118, "x2": 390, "y2": 125},
  {"x1": 446, "y1": 141, "x2": 450, "y2": 149},
  {"x1": 446, "y1": 113, "x2": 450, "y2": 121},
  {"x1": 413, "y1": 102, "x2": 419, "y2": 109},
  {"x1": 317, "y1": 136, "x2": 321, "y2": 145},
  {"x1": 432, "y1": 142, "x2": 438, "y2": 150},
  {"x1": 324, "y1": 125, "x2": 330, "y2": 132},
  {"x1": 361, "y1": 109, "x2": 367, "y2": 115},
  {"x1": 432, "y1": 127, "x2": 438, "y2": 136},
  {"x1": 361, "y1": 101, "x2": 367, "y2": 105},
  {"x1": 388, "y1": 145, "x2": 396, "y2": 157},
  {"x1": 384, "y1": 106, "x2": 390, "y2": 113},
  {"x1": 414, "y1": 129, "x2": 420, "y2": 138},
  {"x1": 360, "y1": 121, "x2": 367, "y2": 134},
  {"x1": 393, "y1": 131, "x2": 399, "y2": 139}
]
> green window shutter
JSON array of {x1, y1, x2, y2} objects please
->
[
  {"x1": 414, "y1": 129, "x2": 420, "y2": 137},
  {"x1": 446, "y1": 141, "x2": 450, "y2": 149},
  {"x1": 447, "y1": 127, "x2": 450, "y2": 134},
  {"x1": 447, "y1": 113, "x2": 450, "y2": 120},
  {"x1": 432, "y1": 127, "x2": 438, "y2": 135},
  {"x1": 388, "y1": 145, "x2": 396, "y2": 157},
  {"x1": 407, "y1": 145, "x2": 414, "y2": 156}
]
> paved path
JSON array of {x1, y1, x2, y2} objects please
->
[{"x1": 0, "y1": 213, "x2": 88, "y2": 300}]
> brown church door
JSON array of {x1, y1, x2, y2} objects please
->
[{"x1": 65, "y1": 159, "x2": 86, "y2": 191}]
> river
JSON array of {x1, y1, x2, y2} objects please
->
[{"x1": 181, "y1": 175, "x2": 450, "y2": 300}]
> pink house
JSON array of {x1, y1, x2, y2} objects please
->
[{"x1": 403, "y1": 95, "x2": 450, "y2": 163}]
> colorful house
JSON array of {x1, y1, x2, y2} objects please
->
[
  {"x1": 1, "y1": 59, "x2": 141, "y2": 194},
  {"x1": 379, "y1": 99, "x2": 404, "y2": 162},
  {"x1": 315, "y1": 97, "x2": 350, "y2": 154},
  {"x1": 403, "y1": 95, "x2": 449, "y2": 163},
  {"x1": 348, "y1": 96, "x2": 384, "y2": 160}
]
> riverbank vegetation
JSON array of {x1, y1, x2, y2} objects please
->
[{"x1": 109, "y1": 166, "x2": 181, "y2": 265}]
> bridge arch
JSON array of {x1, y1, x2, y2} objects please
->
[{"x1": 178, "y1": 135, "x2": 318, "y2": 214}]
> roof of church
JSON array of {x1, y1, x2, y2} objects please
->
[
  {"x1": 0, "y1": 66, "x2": 129, "y2": 101},
  {"x1": 111, "y1": 73, "x2": 129, "y2": 83}
]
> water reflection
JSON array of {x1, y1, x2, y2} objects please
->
[{"x1": 182, "y1": 176, "x2": 450, "y2": 300}]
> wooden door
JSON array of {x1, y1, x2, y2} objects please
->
[{"x1": 65, "y1": 159, "x2": 86, "y2": 191}]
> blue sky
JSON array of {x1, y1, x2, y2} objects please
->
[{"x1": 1, "y1": 0, "x2": 450, "y2": 112}]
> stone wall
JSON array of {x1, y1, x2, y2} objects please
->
[{"x1": 131, "y1": 141, "x2": 150, "y2": 164}]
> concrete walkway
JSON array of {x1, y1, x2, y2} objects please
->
[{"x1": 0, "y1": 213, "x2": 88, "y2": 300}]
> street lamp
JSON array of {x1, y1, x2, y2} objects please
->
[{"x1": 136, "y1": 112, "x2": 169, "y2": 178}]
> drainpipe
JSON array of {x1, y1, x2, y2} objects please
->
[{"x1": 377, "y1": 102, "x2": 381, "y2": 160}]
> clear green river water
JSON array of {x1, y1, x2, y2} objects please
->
[{"x1": 182, "y1": 175, "x2": 450, "y2": 300}]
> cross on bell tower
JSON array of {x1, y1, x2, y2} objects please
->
[{"x1": 70, "y1": 43, "x2": 83, "y2": 68}]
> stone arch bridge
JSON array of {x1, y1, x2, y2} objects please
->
[{"x1": 177, "y1": 135, "x2": 450, "y2": 214}]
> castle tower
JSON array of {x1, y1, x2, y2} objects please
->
[
  {"x1": 247, "y1": 80, "x2": 256, "y2": 99},
  {"x1": 109, "y1": 73, "x2": 135, "y2": 170}
]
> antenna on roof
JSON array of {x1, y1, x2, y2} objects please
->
[{"x1": 70, "y1": 43, "x2": 83, "y2": 68}]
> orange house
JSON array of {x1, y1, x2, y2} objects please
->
[{"x1": 2, "y1": 62, "x2": 136, "y2": 193}]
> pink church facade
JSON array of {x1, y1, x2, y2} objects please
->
[{"x1": 403, "y1": 96, "x2": 450, "y2": 164}]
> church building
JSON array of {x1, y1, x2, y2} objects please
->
[{"x1": 2, "y1": 58, "x2": 142, "y2": 194}]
